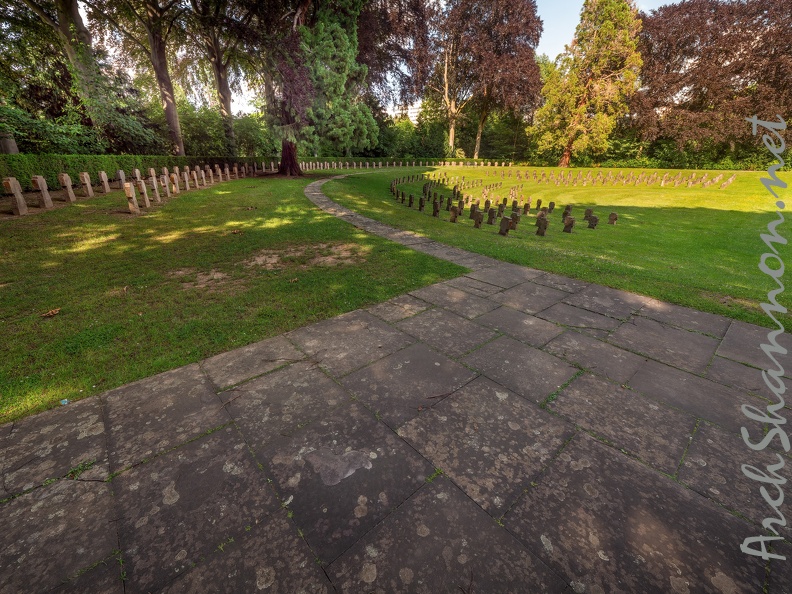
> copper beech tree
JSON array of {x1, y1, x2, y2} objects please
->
[{"x1": 633, "y1": 0, "x2": 792, "y2": 151}]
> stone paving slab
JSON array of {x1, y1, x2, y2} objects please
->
[
  {"x1": 549, "y1": 373, "x2": 696, "y2": 473},
  {"x1": 114, "y1": 426, "x2": 280, "y2": 593},
  {"x1": 465, "y1": 265, "x2": 542, "y2": 288},
  {"x1": 505, "y1": 433, "x2": 767, "y2": 594},
  {"x1": 629, "y1": 359, "x2": 766, "y2": 432},
  {"x1": 0, "y1": 396, "x2": 107, "y2": 496},
  {"x1": 490, "y1": 281, "x2": 569, "y2": 314},
  {"x1": 260, "y1": 402, "x2": 433, "y2": 564},
  {"x1": 201, "y1": 335, "x2": 305, "y2": 390},
  {"x1": 678, "y1": 422, "x2": 791, "y2": 541},
  {"x1": 102, "y1": 363, "x2": 228, "y2": 472},
  {"x1": 444, "y1": 274, "x2": 504, "y2": 297},
  {"x1": 159, "y1": 514, "x2": 333, "y2": 593},
  {"x1": 366, "y1": 293, "x2": 431, "y2": 322},
  {"x1": 717, "y1": 319, "x2": 792, "y2": 369},
  {"x1": 409, "y1": 282, "x2": 499, "y2": 319},
  {"x1": 770, "y1": 541, "x2": 792, "y2": 593},
  {"x1": 706, "y1": 355, "x2": 791, "y2": 410},
  {"x1": 532, "y1": 272, "x2": 590, "y2": 293},
  {"x1": 395, "y1": 307, "x2": 498, "y2": 357},
  {"x1": 462, "y1": 336, "x2": 578, "y2": 403},
  {"x1": 0, "y1": 479, "x2": 117, "y2": 593},
  {"x1": 287, "y1": 309, "x2": 415, "y2": 377},
  {"x1": 537, "y1": 302, "x2": 622, "y2": 332},
  {"x1": 562, "y1": 284, "x2": 650, "y2": 320},
  {"x1": 327, "y1": 477, "x2": 569, "y2": 593},
  {"x1": 342, "y1": 342, "x2": 478, "y2": 429},
  {"x1": 544, "y1": 329, "x2": 646, "y2": 384},
  {"x1": 397, "y1": 376, "x2": 575, "y2": 516},
  {"x1": 220, "y1": 361, "x2": 350, "y2": 455},
  {"x1": 639, "y1": 297, "x2": 732, "y2": 337},
  {"x1": 55, "y1": 553, "x2": 123, "y2": 594},
  {"x1": 609, "y1": 315, "x2": 720, "y2": 374},
  {"x1": 474, "y1": 306, "x2": 565, "y2": 347}
]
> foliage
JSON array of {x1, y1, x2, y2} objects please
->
[
  {"x1": 300, "y1": 7, "x2": 379, "y2": 157},
  {"x1": 634, "y1": 0, "x2": 792, "y2": 150},
  {"x1": 532, "y1": 0, "x2": 642, "y2": 166}
]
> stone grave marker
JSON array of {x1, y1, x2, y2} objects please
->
[
  {"x1": 408, "y1": 194, "x2": 414, "y2": 208},
  {"x1": 148, "y1": 176, "x2": 161, "y2": 203},
  {"x1": 419, "y1": 196, "x2": 425, "y2": 212},
  {"x1": 473, "y1": 211, "x2": 484, "y2": 228},
  {"x1": 457, "y1": 199, "x2": 464, "y2": 216},
  {"x1": 148, "y1": 168, "x2": 157, "y2": 180},
  {"x1": 170, "y1": 173, "x2": 181, "y2": 194},
  {"x1": 449, "y1": 205, "x2": 459, "y2": 222},
  {"x1": 133, "y1": 168, "x2": 142, "y2": 181},
  {"x1": 124, "y1": 182, "x2": 140, "y2": 214},
  {"x1": 445, "y1": 195, "x2": 452, "y2": 211},
  {"x1": 487, "y1": 208, "x2": 496, "y2": 225},
  {"x1": 79, "y1": 172, "x2": 94, "y2": 197},
  {"x1": 498, "y1": 216, "x2": 511, "y2": 236},
  {"x1": 136, "y1": 179, "x2": 151, "y2": 208},
  {"x1": 160, "y1": 175, "x2": 172, "y2": 198},
  {"x1": 497, "y1": 203, "x2": 505, "y2": 218},
  {"x1": 224, "y1": 165, "x2": 231, "y2": 179},
  {"x1": 200, "y1": 171, "x2": 207, "y2": 186},
  {"x1": 509, "y1": 212, "x2": 520, "y2": 231},
  {"x1": 183, "y1": 171, "x2": 191, "y2": 190},
  {"x1": 98, "y1": 171, "x2": 111, "y2": 193},
  {"x1": 523, "y1": 201, "x2": 531, "y2": 215},
  {"x1": 116, "y1": 170, "x2": 126, "y2": 190},
  {"x1": 548, "y1": 201, "x2": 555, "y2": 213},
  {"x1": 536, "y1": 215, "x2": 548, "y2": 236},
  {"x1": 162, "y1": 166, "x2": 170, "y2": 177},
  {"x1": 608, "y1": 212, "x2": 618, "y2": 224},
  {"x1": 588, "y1": 215, "x2": 599, "y2": 229},
  {"x1": 432, "y1": 200, "x2": 440, "y2": 217},
  {"x1": 3, "y1": 177, "x2": 28, "y2": 215},
  {"x1": 584, "y1": 208, "x2": 593, "y2": 221},
  {"x1": 563, "y1": 216, "x2": 575, "y2": 233},
  {"x1": 31, "y1": 176, "x2": 54, "y2": 209},
  {"x1": 58, "y1": 173, "x2": 77, "y2": 203},
  {"x1": 192, "y1": 171, "x2": 200, "y2": 188}
]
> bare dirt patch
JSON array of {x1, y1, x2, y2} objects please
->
[
  {"x1": 244, "y1": 243, "x2": 367, "y2": 271},
  {"x1": 167, "y1": 268, "x2": 242, "y2": 292}
]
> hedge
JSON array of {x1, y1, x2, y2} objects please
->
[
  {"x1": 0, "y1": 155, "x2": 514, "y2": 191},
  {"x1": 0, "y1": 154, "x2": 265, "y2": 191}
]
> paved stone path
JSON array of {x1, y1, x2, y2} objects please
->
[{"x1": 1, "y1": 177, "x2": 790, "y2": 593}]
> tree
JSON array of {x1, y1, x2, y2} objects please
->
[
  {"x1": 183, "y1": 0, "x2": 254, "y2": 157},
  {"x1": 86, "y1": 0, "x2": 187, "y2": 155},
  {"x1": 300, "y1": 2, "x2": 378, "y2": 157},
  {"x1": 633, "y1": 0, "x2": 792, "y2": 152},
  {"x1": 424, "y1": 0, "x2": 472, "y2": 154},
  {"x1": 458, "y1": 0, "x2": 542, "y2": 159},
  {"x1": 533, "y1": 0, "x2": 642, "y2": 167}
]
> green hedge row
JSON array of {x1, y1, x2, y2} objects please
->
[
  {"x1": 0, "y1": 154, "x2": 264, "y2": 191},
  {"x1": 0, "y1": 154, "x2": 514, "y2": 192}
]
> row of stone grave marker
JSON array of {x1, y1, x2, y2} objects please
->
[
  {"x1": 390, "y1": 178, "x2": 618, "y2": 237},
  {"x1": 2, "y1": 163, "x2": 256, "y2": 216}
]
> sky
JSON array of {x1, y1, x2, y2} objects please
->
[{"x1": 535, "y1": 0, "x2": 671, "y2": 60}]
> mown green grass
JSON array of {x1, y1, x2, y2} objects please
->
[
  {"x1": 324, "y1": 166, "x2": 791, "y2": 328},
  {"x1": 0, "y1": 175, "x2": 464, "y2": 422}
]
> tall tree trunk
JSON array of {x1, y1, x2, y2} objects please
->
[
  {"x1": 473, "y1": 108, "x2": 489, "y2": 160},
  {"x1": 558, "y1": 144, "x2": 572, "y2": 167},
  {"x1": 448, "y1": 116, "x2": 456, "y2": 154},
  {"x1": 207, "y1": 35, "x2": 237, "y2": 157},
  {"x1": 149, "y1": 33, "x2": 185, "y2": 155},
  {"x1": 279, "y1": 139, "x2": 302, "y2": 176}
]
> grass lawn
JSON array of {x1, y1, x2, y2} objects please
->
[
  {"x1": 323, "y1": 166, "x2": 791, "y2": 329},
  {"x1": 0, "y1": 174, "x2": 464, "y2": 422}
]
